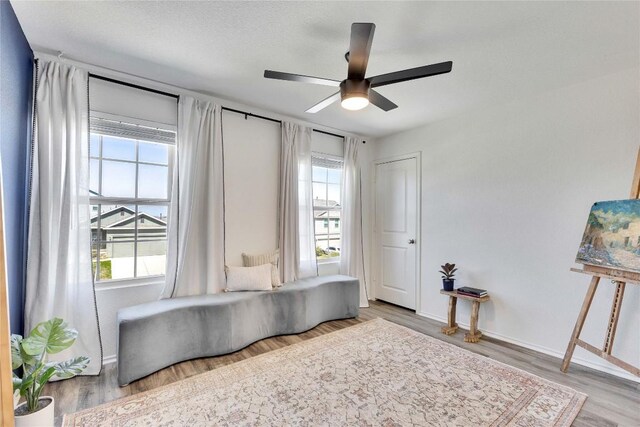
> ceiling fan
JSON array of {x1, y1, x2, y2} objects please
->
[{"x1": 264, "y1": 23, "x2": 453, "y2": 113}]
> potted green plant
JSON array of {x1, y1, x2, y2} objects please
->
[
  {"x1": 440, "y1": 263, "x2": 457, "y2": 292},
  {"x1": 12, "y1": 318, "x2": 90, "y2": 427}
]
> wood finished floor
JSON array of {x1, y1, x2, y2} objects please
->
[{"x1": 46, "y1": 300, "x2": 640, "y2": 427}]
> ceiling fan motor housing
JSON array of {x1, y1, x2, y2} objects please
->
[{"x1": 340, "y1": 79, "x2": 371, "y2": 101}]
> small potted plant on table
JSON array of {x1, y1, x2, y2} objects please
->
[
  {"x1": 440, "y1": 263, "x2": 457, "y2": 292},
  {"x1": 12, "y1": 318, "x2": 90, "y2": 427}
]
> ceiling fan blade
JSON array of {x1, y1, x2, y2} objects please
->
[
  {"x1": 305, "y1": 92, "x2": 341, "y2": 113},
  {"x1": 368, "y1": 61, "x2": 453, "y2": 88},
  {"x1": 369, "y1": 90, "x2": 398, "y2": 112},
  {"x1": 348, "y1": 23, "x2": 376, "y2": 80},
  {"x1": 264, "y1": 70, "x2": 340, "y2": 87}
]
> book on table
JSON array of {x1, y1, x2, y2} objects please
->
[
  {"x1": 456, "y1": 286, "x2": 488, "y2": 297},
  {"x1": 456, "y1": 291, "x2": 485, "y2": 298}
]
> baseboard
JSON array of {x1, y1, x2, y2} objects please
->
[
  {"x1": 103, "y1": 354, "x2": 117, "y2": 365},
  {"x1": 417, "y1": 311, "x2": 639, "y2": 383}
]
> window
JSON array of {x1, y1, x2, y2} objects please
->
[
  {"x1": 312, "y1": 153, "x2": 342, "y2": 261},
  {"x1": 90, "y1": 116, "x2": 175, "y2": 283}
]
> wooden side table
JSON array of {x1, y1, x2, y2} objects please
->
[{"x1": 440, "y1": 290, "x2": 490, "y2": 343}]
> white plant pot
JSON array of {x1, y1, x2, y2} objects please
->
[{"x1": 14, "y1": 396, "x2": 55, "y2": 427}]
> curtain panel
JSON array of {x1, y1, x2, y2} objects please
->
[
  {"x1": 162, "y1": 96, "x2": 225, "y2": 298},
  {"x1": 340, "y1": 137, "x2": 369, "y2": 307},
  {"x1": 25, "y1": 60, "x2": 103, "y2": 374},
  {"x1": 279, "y1": 122, "x2": 317, "y2": 282}
]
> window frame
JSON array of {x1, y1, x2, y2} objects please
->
[
  {"x1": 89, "y1": 112, "x2": 175, "y2": 285},
  {"x1": 311, "y1": 152, "x2": 343, "y2": 264}
]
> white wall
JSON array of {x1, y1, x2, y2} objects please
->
[
  {"x1": 371, "y1": 67, "x2": 640, "y2": 380},
  {"x1": 222, "y1": 112, "x2": 281, "y2": 266},
  {"x1": 96, "y1": 282, "x2": 163, "y2": 364}
]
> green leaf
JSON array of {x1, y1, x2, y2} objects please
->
[
  {"x1": 18, "y1": 372, "x2": 34, "y2": 397},
  {"x1": 11, "y1": 334, "x2": 36, "y2": 370},
  {"x1": 10, "y1": 335, "x2": 23, "y2": 370},
  {"x1": 12, "y1": 373, "x2": 22, "y2": 393},
  {"x1": 22, "y1": 318, "x2": 78, "y2": 356},
  {"x1": 36, "y1": 366, "x2": 58, "y2": 389},
  {"x1": 22, "y1": 360, "x2": 40, "y2": 379},
  {"x1": 47, "y1": 356, "x2": 90, "y2": 380}
]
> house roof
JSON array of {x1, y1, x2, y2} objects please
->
[
  {"x1": 106, "y1": 212, "x2": 167, "y2": 229},
  {"x1": 91, "y1": 205, "x2": 135, "y2": 223},
  {"x1": 91, "y1": 206, "x2": 166, "y2": 229},
  {"x1": 313, "y1": 198, "x2": 339, "y2": 209},
  {"x1": 314, "y1": 199, "x2": 341, "y2": 219}
]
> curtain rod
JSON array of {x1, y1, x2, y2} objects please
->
[
  {"x1": 88, "y1": 73, "x2": 365, "y2": 143},
  {"x1": 221, "y1": 107, "x2": 363, "y2": 142},
  {"x1": 221, "y1": 107, "x2": 281, "y2": 124},
  {"x1": 89, "y1": 73, "x2": 180, "y2": 100}
]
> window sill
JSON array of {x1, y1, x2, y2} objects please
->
[
  {"x1": 317, "y1": 258, "x2": 341, "y2": 265},
  {"x1": 95, "y1": 275, "x2": 165, "y2": 291}
]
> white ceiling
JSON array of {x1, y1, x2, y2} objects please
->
[{"x1": 11, "y1": 1, "x2": 640, "y2": 138}]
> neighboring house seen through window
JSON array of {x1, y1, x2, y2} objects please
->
[
  {"x1": 311, "y1": 153, "x2": 342, "y2": 261},
  {"x1": 89, "y1": 115, "x2": 175, "y2": 283}
]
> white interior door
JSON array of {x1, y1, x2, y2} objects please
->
[{"x1": 374, "y1": 157, "x2": 418, "y2": 310}]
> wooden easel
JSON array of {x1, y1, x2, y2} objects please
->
[{"x1": 561, "y1": 148, "x2": 640, "y2": 377}]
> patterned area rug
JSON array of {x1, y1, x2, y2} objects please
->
[{"x1": 64, "y1": 318, "x2": 586, "y2": 426}]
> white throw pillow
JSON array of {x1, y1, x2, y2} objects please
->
[
  {"x1": 225, "y1": 264, "x2": 273, "y2": 292},
  {"x1": 242, "y1": 249, "x2": 281, "y2": 288}
]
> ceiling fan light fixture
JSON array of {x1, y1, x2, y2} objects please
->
[
  {"x1": 341, "y1": 96, "x2": 369, "y2": 111},
  {"x1": 340, "y1": 79, "x2": 371, "y2": 111}
]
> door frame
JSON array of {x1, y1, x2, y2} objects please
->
[{"x1": 372, "y1": 151, "x2": 422, "y2": 313}]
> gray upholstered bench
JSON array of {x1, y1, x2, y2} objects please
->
[{"x1": 116, "y1": 274, "x2": 359, "y2": 385}]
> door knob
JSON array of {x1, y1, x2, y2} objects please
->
[{"x1": 408, "y1": 239, "x2": 416, "y2": 244}]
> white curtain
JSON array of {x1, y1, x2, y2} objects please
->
[
  {"x1": 279, "y1": 122, "x2": 317, "y2": 282},
  {"x1": 162, "y1": 96, "x2": 225, "y2": 298},
  {"x1": 340, "y1": 136, "x2": 369, "y2": 307},
  {"x1": 25, "y1": 60, "x2": 102, "y2": 374}
]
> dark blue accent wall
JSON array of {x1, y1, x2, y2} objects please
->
[{"x1": 0, "y1": 1, "x2": 33, "y2": 334}]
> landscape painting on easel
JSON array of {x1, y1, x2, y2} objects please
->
[{"x1": 576, "y1": 199, "x2": 640, "y2": 273}]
